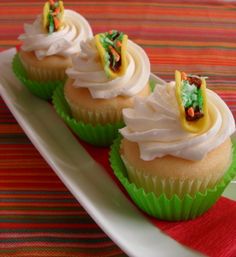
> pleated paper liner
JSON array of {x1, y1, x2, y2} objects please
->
[
  {"x1": 149, "y1": 79, "x2": 156, "y2": 92},
  {"x1": 52, "y1": 85, "x2": 124, "y2": 147},
  {"x1": 120, "y1": 154, "x2": 227, "y2": 199},
  {"x1": 12, "y1": 53, "x2": 64, "y2": 100},
  {"x1": 109, "y1": 135, "x2": 236, "y2": 221}
]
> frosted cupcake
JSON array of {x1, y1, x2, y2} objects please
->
[
  {"x1": 110, "y1": 71, "x2": 236, "y2": 220},
  {"x1": 53, "y1": 30, "x2": 151, "y2": 146},
  {"x1": 13, "y1": 0, "x2": 93, "y2": 99}
]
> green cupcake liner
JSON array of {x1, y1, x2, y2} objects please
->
[
  {"x1": 52, "y1": 85, "x2": 125, "y2": 147},
  {"x1": 12, "y1": 53, "x2": 64, "y2": 100},
  {"x1": 110, "y1": 135, "x2": 236, "y2": 221},
  {"x1": 149, "y1": 79, "x2": 156, "y2": 92}
]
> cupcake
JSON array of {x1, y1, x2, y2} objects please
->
[
  {"x1": 13, "y1": 0, "x2": 93, "y2": 99},
  {"x1": 53, "y1": 30, "x2": 151, "y2": 146},
  {"x1": 110, "y1": 70, "x2": 236, "y2": 220}
]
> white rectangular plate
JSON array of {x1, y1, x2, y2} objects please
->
[{"x1": 0, "y1": 48, "x2": 235, "y2": 257}]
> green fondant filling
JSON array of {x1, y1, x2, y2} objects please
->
[
  {"x1": 47, "y1": 1, "x2": 62, "y2": 34},
  {"x1": 48, "y1": 14, "x2": 54, "y2": 34},
  {"x1": 181, "y1": 80, "x2": 203, "y2": 111}
]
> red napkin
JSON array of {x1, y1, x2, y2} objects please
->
[
  {"x1": 80, "y1": 140, "x2": 236, "y2": 257},
  {"x1": 150, "y1": 197, "x2": 236, "y2": 257}
]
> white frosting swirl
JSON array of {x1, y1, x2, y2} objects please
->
[
  {"x1": 66, "y1": 38, "x2": 150, "y2": 99},
  {"x1": 120, "y1": 82, "x2": 235, "y2": 161},
  {"x1": 19, "y1": 10, "x2": 93, "y2": 60}
]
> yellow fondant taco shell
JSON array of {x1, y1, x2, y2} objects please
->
[{"x1": 175, "y1": 70, "x2": 209, "y2": 133}]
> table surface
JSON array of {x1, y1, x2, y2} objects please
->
[{"x1": 0, "y1": 1, "x2": 236, "y2": 256}]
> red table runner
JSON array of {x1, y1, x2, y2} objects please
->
[{"x1": 1, "y1": 1, "x2": 236, "y2": 256}]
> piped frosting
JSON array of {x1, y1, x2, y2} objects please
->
[
  {"x1": 66, "y1": 32, "x2": 150, "y2": 99},
  {"x1": 120, "y1": 81, "x2": 235, "y2": 161},
  {"x1": 19, "y1": 8, "x2": 93, "y2": 60}
]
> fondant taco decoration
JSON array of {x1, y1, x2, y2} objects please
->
[
  {"x1": 95, "y1": 30, "x2": 128, "y2": 79},
  {"x1": 43, "y1": 0, "x2": 64, "y2": 33},
  {"x1": 175, "y1": 70, "x2": 209, "y2": 133}
]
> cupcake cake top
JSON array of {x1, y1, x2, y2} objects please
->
[
  {"x1": 66, "y1": 30, "x2": 150, "y2": 99},
  {"x1": 18, "y1": 1, "x2": 93, "y2": 60},
  {"x1": 120, "y1": 72, "x2": 235, "y2": 161}
]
